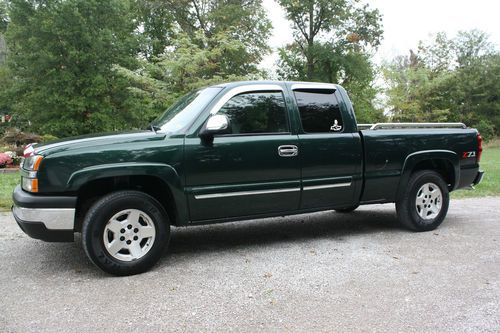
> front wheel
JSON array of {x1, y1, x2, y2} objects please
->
[
  {"x1": 396, "y1": 170, "x2": 450, "y2": 231},
  {"x1": 82, "y1": 191, "x2": 170, "y2": 275}
]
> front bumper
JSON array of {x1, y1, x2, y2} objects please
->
[{"x1": 11, "y1": 185, "x2": 76, "y2": 242}]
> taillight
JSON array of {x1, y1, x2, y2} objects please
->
[{"x1": 477, "y1": 132, "x2": 483, "y2": 162}]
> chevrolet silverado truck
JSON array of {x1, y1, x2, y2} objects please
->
[{"x1": 12, "y1": 81, "x2": 484, "y2": 275}]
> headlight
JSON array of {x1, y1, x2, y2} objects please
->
[
  {"x1": 21, "y1": 155, "x2": 43, "y2": 193},
  {"x1": 23, "y1": 155, "x2": 43, "y2": 171},
  {"x1": 22, "y1": 177, "x2": 39, "y2": 192}
]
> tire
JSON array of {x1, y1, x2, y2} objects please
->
[
  {"x1": 396, "y1": 170, "x2": 449, "y2": 231},
  {"x1": 82, "y1": 191, "x2": 170, "y2": 276},
  {"x1": 335, "y1": 205, "x2": 359, "y2": 213}
]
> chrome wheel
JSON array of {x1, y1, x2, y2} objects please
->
[
  {"x1": 415, "y1": 182, "x2": 443, "y2": 220},
  {"x1": 102, "y1": 209, "x2": 156, "y2": 262}
]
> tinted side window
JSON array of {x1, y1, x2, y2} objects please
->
[
  {"x1": 217, "y1": 91, "x2": 288, "y2": 134},
  {"x1": 294, "y1": 90, "x2": 343, "y2": 133}
]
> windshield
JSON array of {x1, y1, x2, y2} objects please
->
[{"x1": 151, "y1": 87, "x2": 223, "y2": 133}]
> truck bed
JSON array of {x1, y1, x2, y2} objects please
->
[{"x1": 359, "y1": 127, "x2": 480, "y2": 203}]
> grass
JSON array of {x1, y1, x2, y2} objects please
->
[
  {"x1": 0, "y1": 172, "x2": 19, "y2": 211},
  {"x1": 0, "y1": 142, "x2": 499, "y2": 211},
  {"x1": 451, "y1": 141, "x2": 500, "y2": 199}
]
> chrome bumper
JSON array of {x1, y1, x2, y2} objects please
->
[
  {"x1": 12, "y1": 206, "x2": 75, "y2": 230},
  {"x1": 12, "y1": 206, "x2": 75, "y2": 242}
]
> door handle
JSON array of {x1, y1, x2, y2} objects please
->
[{"x1": 278, "y1": 145, "x2": 298, "y2": 157}]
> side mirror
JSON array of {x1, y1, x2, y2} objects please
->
[{"x1": 199, "y1": 114, "x2": 231, "y2": 139}]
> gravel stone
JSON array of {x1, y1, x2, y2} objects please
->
[{"x1": 1, "y1": 197, "x2": 499, "y2": 332}]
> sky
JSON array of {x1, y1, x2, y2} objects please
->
[{"x1": 260, "y1": 0, "x2": 500, "y2": 70}]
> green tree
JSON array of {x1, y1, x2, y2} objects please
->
[
  {"x1": 0, "y1": 0, "x2": 8, "y2": 33},
  {"x1": 0, "y1": 62, "x2": 12, "y2": 124},
  {"x1": 134, "y1": 0, "x2": 272, "y2": 73},
  {"x1": 5, "y1": 0, "x2": 139, "y2": 137},
  {"x1": 277, "y1": 0, "x2": 384, "y2": 122},
  {"x1": 382, "y1": 52, "x2": 451, "y2": 123},
  {"x1": 120, "y1": 0, "x2": 272, "y2": 120},
  {"x1": 0, "y1": 0, "x2": 11, "y2": 123},
  {"x1": 277, "y1": 0, "x2": 382, "y2": 80},
  {"x1": 383, "y1": 30, "x2": 500, "y2": 139},
  {"x1": 0, "y1": 0, "x2": 8, "y2": 62},
  {"x1": 116, "y1": 31, "x2": 258, "y2": 121},
  {"x1": 133, "y1": 0, "x2": 175, "y2": 59}
]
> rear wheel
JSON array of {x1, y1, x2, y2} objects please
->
[
  {"x1": 396, "y1": 170, "x2": 449, "y2": 231},
  {"x1": 82, "y1": 191, "x2": 170, "y2": 275}
]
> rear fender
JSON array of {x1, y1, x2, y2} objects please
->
[{"x1": 397, "y1": 150, "x2": 459, "y2": 198}]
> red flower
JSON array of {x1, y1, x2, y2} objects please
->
[{"x1": 0, "y1": 153, "x2": 13, "y2": 167}]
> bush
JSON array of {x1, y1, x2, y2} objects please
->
[
  {"x1": 2, "y1": 151, "x2": 22, "y2": 166},
  {"x1": 0, "y1": 152, "x2": 13, "y2": 168},
  {"x1": 476, "y1": 120, "x2": 496, "y2": 142},
  {"x1": 1, "y1": 128, "x2": 42, "y2": 160},
  {"x1": 41, "y1": 134, "x2": 58, "y2": 143},
  {"x1": 2, "y1": 128, "x2": 41, "y2": 146}
]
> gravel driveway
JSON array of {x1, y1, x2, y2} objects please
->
[{"x1": 1, "y1": 197, "x2": 499, "y2": 332}]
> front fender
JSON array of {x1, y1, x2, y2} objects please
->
[
  {"x1": 67, "y1": 162, "x2": 188, "y2": 225},
  {"x1": 397, "y1": 150, "x2": 460, "y2": 197}
]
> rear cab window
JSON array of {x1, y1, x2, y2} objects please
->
[{"x1": 293, "y1": 89, "x2": 344, "y2": 133}]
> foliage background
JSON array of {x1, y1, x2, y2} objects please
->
[
  {"x1": 0, "y1": 0, "x2": 498, "y2": 140},
  {"x1": 0, "y1": 0, "x2": 499, "y2": 209},
  {"x1": 382, "y1": 31, "x2": 499, "y2": 139}
]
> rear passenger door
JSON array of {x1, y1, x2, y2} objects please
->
[{"x1": 292, "y1": 85, "x2": 363, "y2": 209}]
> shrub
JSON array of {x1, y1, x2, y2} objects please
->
[
  {"x1": 2, "y1": 128, "x2": 41, "y2": 146},
  {"x1": 476, "y1": 120, "x2": 496, "y2": 142},
  {"x1": 0, "y1": 152, "x2": 13, "y2": 168},
  {"x1": 41, "y1": 134, "x2": 58, "y2": 143}
]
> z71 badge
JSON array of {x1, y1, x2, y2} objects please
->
[{"x1": 462, "y1": 151, "x2": 476, "y2": 158}]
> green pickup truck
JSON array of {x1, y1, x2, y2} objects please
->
[{"x1": 12, "y1": 81, "x2": 484, "y2": 275}]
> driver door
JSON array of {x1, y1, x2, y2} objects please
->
[{"x1": 184, "y1": 85, "x2": 301, "y2": 222}]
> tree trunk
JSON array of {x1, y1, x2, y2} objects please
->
[
  {"x1": 306, "y1": 2, "x2": 314, "y2": 80},
  {"x1": 306, "y1": 42, "x2": 314, "y2": 80}
]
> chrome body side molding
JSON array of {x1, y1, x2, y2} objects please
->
[
  {"x1": 194, "y1": 187, "x2": 300, "y2": 200},
  {"x1": 303, "y1": 182, "x2": 352, "y2": 191}
]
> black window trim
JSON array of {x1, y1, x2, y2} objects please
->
[
  {"x1": 214, "y1": 89, "x2": 291, "y2": 137},
  {"x1": 293, "y1": 88, "x2": 345, "y2": 134}
]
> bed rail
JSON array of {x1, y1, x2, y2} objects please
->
[{"x1": 357, "y1": 122, "x2": 467, "y2": 130}]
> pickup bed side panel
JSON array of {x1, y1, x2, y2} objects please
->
[{"x1": 360, "y1": 129, "x2": 479, "y2": 203}]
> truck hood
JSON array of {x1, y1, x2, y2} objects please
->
[{"x1": 33, "y1": 130, "x2": 167, "y2": 156}]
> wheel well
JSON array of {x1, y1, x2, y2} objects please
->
[
  {"x1": 411, "y1": 159, "x2": 455, "y2": 189},
  {"x1": 74, "y1": 175, "x2": 177, "y2": 231}
]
